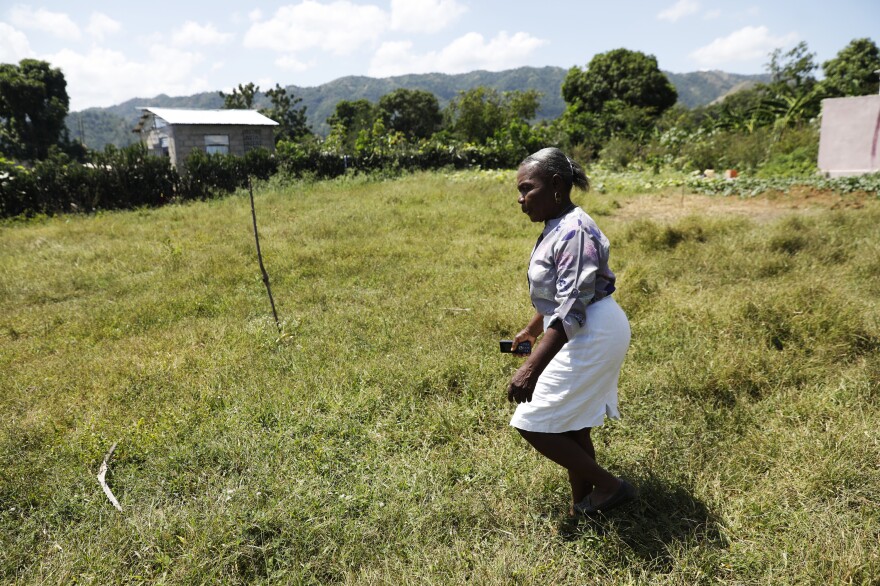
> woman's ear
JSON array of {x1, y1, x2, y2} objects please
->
[{"x1": 551, "y1": 173, "x2": 566, "y2": 193}]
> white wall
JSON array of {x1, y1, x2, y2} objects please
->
[{"x1": 818, "y1": 95, "x2": 880, "y2": 177}]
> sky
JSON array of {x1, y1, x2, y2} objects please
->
[{"x1": 1, "y1": 0, "x2": 878, "y2": 112}]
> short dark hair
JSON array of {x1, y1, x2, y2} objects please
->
[{"x1": 520, "y1": 147, "x2": 589, "y2": 191}]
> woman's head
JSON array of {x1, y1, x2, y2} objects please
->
[{"x1": 516, "y1": 147, "x2": 589, "y2": 223}]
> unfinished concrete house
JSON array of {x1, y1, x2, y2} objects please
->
[
  {"x1": 133, "y1": 107, "x2": 278, "y2": 168},
  {"x1": 818, "y1": 95, "x2": 880, "y2": 177}
]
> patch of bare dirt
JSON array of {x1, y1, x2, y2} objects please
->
[{"x1": 612, "y1": 188, "x2": 872, "y2": 223}]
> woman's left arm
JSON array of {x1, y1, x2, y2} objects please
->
[{"x1": 507, "y1": 321, "x2": 567, "y2": 404}]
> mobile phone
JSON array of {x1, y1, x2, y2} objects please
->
[{"x1": 500, "y1": 340, "x2": 531, "y2": 354}]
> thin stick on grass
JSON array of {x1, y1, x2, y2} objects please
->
[
  {"x1": 97, "y1": 441, "x2": 122, "y2": 512},
  {"x1": 249, "y1": 178, "x2": 281, "y2": 334}
]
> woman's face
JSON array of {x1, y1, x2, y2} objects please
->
[{"x1": 517, "y1": 162, "x2": 558, "y2": 223}]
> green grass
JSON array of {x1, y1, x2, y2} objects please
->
[{"x1": 1, "y1": 170, "x2": 879, "y2": 584}]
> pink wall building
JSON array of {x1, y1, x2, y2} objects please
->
[{"x1": 818, "y1": 95, "x2": 880, "y2": 177}]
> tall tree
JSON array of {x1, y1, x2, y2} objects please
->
[
  {"x1": 0, "y1": 59, "x2": 71, "y2": 160},
  {"x1": 325, "y1": 99, "x2": 377, "y2": 151},
  {"x1": 821, "y1": 38, "x2": 880, "y2": 97},
  {"x1": 219, "y1": 82, "x2": 260, "y2": 109},
  {"x1": 763, "y1": 41, "x2": 822, "y2": 124},
  {"x1": 443, "y1": 87, "x2": 541, "y2": 144},
  {"x1": 260, "y1": 84, "x2": 311, "y2": 142},
  {"x1": 766, "y1": 41, "x2": 818, "y2": 95},
  {"x1": 377, "y1": 88, "x2": 442, "y2": 141},
  {"x1": 561, "y1": 48, "x2": 677, "y2": 147}
]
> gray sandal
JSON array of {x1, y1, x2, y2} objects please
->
[{"x1": 574, "y1": 479, "x2": 636, "y2": 515}]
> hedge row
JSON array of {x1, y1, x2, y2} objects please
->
[{"x1": 0, "y1": 140, "x2": 531, "y2": 218}]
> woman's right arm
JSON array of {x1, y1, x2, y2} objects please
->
[{"x1": 512, "y1": 311, "x2": 544, "y2": 355}]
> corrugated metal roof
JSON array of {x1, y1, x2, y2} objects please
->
[{"x1": 138, "y1": 107, "x2": 279, "y2": 126}]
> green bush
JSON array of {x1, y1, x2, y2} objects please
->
[
  {"x1": 272, "y1": 137, "x2": 532, "y2": 182},
  {"x1": 179, "y1": 148, "x2": 278, "y2": 200},
  {"x1": 686, "y1": 172, "x2": 880, "y2": 197},
  {"x1": 0, "y1": 144, "x2": 177, "y2": 217},
  {"x1": 0, "y1": 145, "x2": 282, "y2": 218},
  {"x1": 89, "y1": 144, "x2": 178, "y2": 209},
  {"x1": 600, "y1": 137, "x2": 642, "y2": 170},
  {"x1": 756, "y1": 147, "x2": 818, "y2": 178},
  {"x1": 642, "y1": 122, "x2": 818, "y2": 177},
  {"x1": 756, "y1": 126, "x2": 819, "y2": 178}
]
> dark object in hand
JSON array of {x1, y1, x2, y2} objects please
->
[{"x1": 500, "y1": 340, "x2": 532, "y2": 355}]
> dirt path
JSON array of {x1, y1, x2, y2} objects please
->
[{"x1": 612, "y1": 188, "x2": 872, "y2": 223}]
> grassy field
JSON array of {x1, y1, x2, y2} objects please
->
[{"x1": 1, "y1": 170, "x2": 879, "y2": 584}]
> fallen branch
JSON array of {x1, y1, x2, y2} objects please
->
[
  {"x1": 249, "y1": 178, "x2": 282, "y2": 334},
  {"x1": 97, "y1": 441, "x2": 122, "y2": 512}
]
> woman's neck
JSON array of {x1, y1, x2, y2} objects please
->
[{"x1": 554, "y1": 202, "x2": 575, "y2": 219}]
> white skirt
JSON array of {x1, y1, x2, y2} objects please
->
[{"x1": 509, "y1": 297, "x2": 631, "y2": 433}]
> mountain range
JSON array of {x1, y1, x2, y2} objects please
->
[{"x1": 65, "y1": 66, "x2": 769, "y2": 150}]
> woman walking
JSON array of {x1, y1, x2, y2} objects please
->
[{"x1": 507, "y1": 147, "x2": 634, "y2": 516}]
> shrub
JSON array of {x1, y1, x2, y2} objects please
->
[
  {"x1": 0, "y1": 145, "x2": 282, "y2": 217},
  {"x1": 599, "y1": 137, "x2": 642, "y2": 170},
  {"x1": 0, "y1": 145, "x2": 178, "y2": 217},
  {"x1": 89, "y1": 144, "x2": 178, "y2": 209},
  {"x1": 756, "y1": 126, "x2": 819, "y2": 178}
]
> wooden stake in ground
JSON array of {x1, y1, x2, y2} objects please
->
[
  {"x1": 97, "y1": 441, "x2": 122, "y2": 512},
  {"x1": 249, "y1": 178, "x2": 282, "y2": 334}
]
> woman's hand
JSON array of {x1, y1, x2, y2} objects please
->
[
  {"x1": 505, "y1": 320, "x2": 569, "y2": 405},
  {"x1": 512, "y1": 312, "x2": 544, "y2": 356},
  {"x1": 511, "y1": 328, "x2": 537, "y2": 357},
  {"x1": 507, "y1": 364, "x2": 538, "y2": 404}
]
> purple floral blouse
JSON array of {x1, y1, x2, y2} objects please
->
[{"x1": 527, "y1": 206, "x2": 617, "y2": 341}]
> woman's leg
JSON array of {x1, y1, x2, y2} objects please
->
[
  {"x1": 564, "y1": 428, "x2": 596, "y2": 511},
  {"x1": 516, "y1": 428, "x2": 620, "y2": 512}
]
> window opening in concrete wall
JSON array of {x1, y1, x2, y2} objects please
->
[{"x1": 204, "y1": 134, "x2": 229, "y2": 155}]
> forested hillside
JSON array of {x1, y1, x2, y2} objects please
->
[{"x1": 65, "y1": 67, "x2": 768, "y2": 150}]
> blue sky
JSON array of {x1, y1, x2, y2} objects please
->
[{"x1": 1, "y1": 0, "x2": 877, "y2": 111}]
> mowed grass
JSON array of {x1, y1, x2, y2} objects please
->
[{"x1": 1, "y1": 170, "x2": 879, "y2": 584}]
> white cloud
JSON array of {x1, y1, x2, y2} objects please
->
[
  {"x1": 657, "y1": 0, "x2": 700, "y2": 22},
  {"x1": 390, "y1": 0, "x2": 466, "y2": 33},
  {"x1": 369, "y1": 31, "x2": 547, "y2": 77},
  {"x1": 690, "y1": 25, "x2": 798, "y2": 67},
  {"x1": 171, "y1": 21, "x2": 233, "y2": 46},
  {"x1": 248, "y1": 9, "x2": 263, "y2": 21},
  {"x1": 48, "y1": 46, "x2": 210, "y2": 110},
  {"x1": 276, "y1": 55, "x2": 311, "y2": 71},
  {"x1": 0, "y1": 22, "x2": 32, "y2": 62},
  {"x1": 87, "y1": 13, "x2": 121, "y2": 41},
  {"x1": 9, "y1": 5, "x2": 80, "y2": 40},
  {"x1": 243, "y1": 1, "x2": 388, "y2": 55},
  {"x1": 703, "y1": 9, "x2": 722, "y2": 20}
]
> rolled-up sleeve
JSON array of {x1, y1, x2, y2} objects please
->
[{"x1": 547, "y1": 226, "x2": 598, "y2": 341}]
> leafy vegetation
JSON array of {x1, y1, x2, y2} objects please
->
[
  {"x1": 2, "y1": 171, "x2": 878, "y2": 583},
  {"x1": 0, "y1": 145, "x2": 275, "y2": 217},
  {"x1": 821, "y1": 37, "x2": 880, "y2": 98},
  {"x1": 562, "y1": 48, "x2": 678, "y2": 150},
  {"x1": 6, "y1": 38, "x2": 880, "y2": 216},
  {"x1": 220, "y1": 83, "x2": 311, "y2": 144},
  {"x1": 378, "y1": 88, "x2": 443, "y2": 141},
  {"x1": 0, "y1": 59, "x2": 82, "y2": 161},
  {"x1": 65, "y1": 67, "x2": 771, "y2": 149},
  {"x1": 687, "y1": 172, "x2": 880, "y2": 197}
]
